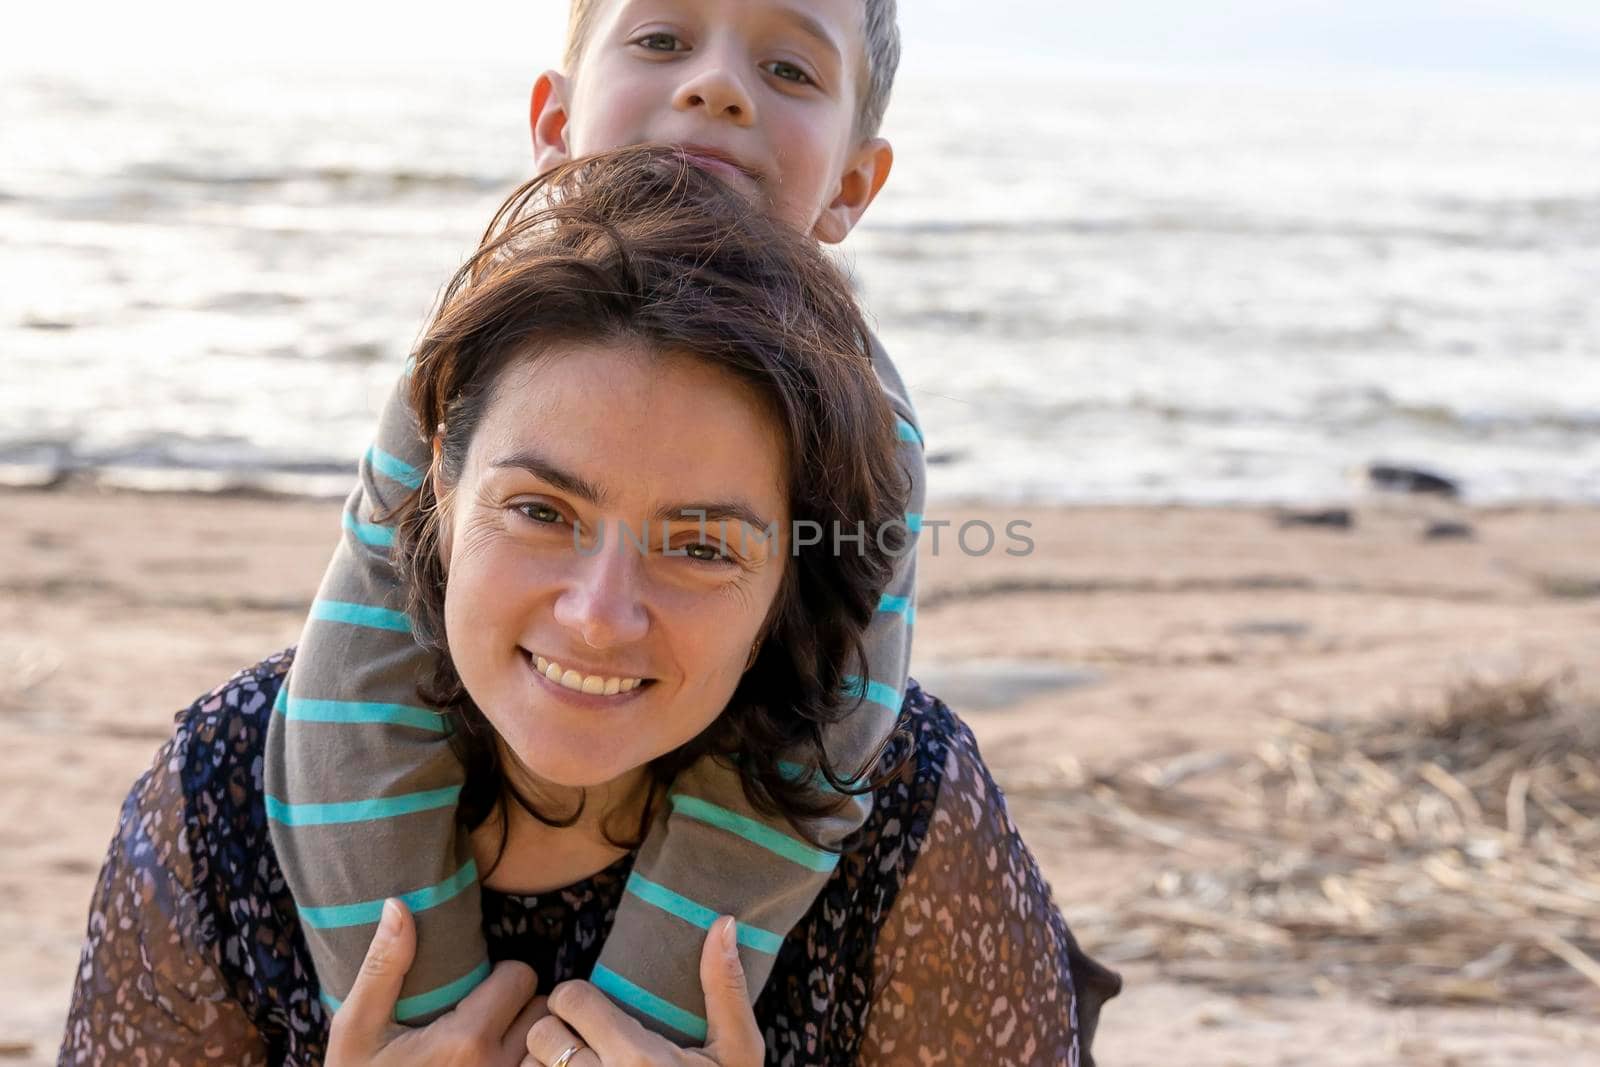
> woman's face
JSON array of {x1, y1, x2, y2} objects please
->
[{"x1": 439, "y1": 341, "x2": 791, "y2": 791}]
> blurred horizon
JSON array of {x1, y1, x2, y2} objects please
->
[{"x1": 6, "y1": 1, "x2": 1600, "y2": 84}]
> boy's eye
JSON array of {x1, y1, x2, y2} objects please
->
[
  {"x1": 634, "y1": 32, "x2": 687, "y2": 52},
  {"x1": 764, "y1": 61, "x2": 814, "y2": 86}
]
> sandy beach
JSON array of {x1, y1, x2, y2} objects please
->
[{"x1": 3, "y1": 486, "x2": 1598, "y2": 1065}]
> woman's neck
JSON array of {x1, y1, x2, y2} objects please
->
[{"x1": 470, "y1": 763, "x2": 654, "y2": 895}]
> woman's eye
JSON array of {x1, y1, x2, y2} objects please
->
[
  {"x1": 513, "y1": 503, "x2": 565, "y2": 526},
  {"x1": 683, "y1": 542, "x2": 732, "y2": 565},
  {"x1": 765, "y1": 61, "x2": 814, "y2": 85},
  {"x1": 635, "y1": 32, "x2": 686, "y2": 52}
]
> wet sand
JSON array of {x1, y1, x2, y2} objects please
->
[{"x1": 3, "y1": 487, "x2": 1597, "y2": 1064}]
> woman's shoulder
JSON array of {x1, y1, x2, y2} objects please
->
[
  {"x1": 177, "y1": 648, "x2": 293, "y2": 765},
  {"x1": 843, "y1": 679, "x2": 1121, "y2": 1065},
  {"x1": 62, "y1": 650, "x2": 321, "y2": 1066},
  {"x1": 833, "y1": 679, "x2": 966, "y2": 885},
  {"x1": 169, "y1": 648, "x2": 290, "y2": 878},
  {"x1": 164, "y1": 649, "x2": 325, "y2": 1042}
]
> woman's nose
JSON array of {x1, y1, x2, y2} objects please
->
[
  {"x1": 552, "y1": 538, "x2": 650, "y2": 650},
  {"x1": 673, "y1": 55, "x2": 757, "y2": 125}
]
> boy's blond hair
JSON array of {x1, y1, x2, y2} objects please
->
[{"x1": 564, "y1": 0, "x2": 900, "y2": 138}]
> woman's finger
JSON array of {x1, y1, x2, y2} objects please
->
[
  {"x1": 452, "y1": 959, "x2": 539, "y2": 1045},
  {"x1": 525, "y1": 1011, "x2": 601, "y2": 1067},
  {"x1": 329, "y1": 899, "x2": 414, "y2": 1052},
  {"x1": 699, "y1": 917, "x2": 763, "y2": 1065},
  {"x1": 502, "y1": 994, "x2": 550, "y2": 1062},
  {"x1": 545, "y1": 979, "x2": 653, "y2": 1062}
]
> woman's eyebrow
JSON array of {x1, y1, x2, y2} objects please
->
[
  {"x1": 490, "y1": 449, "x2": 612, "y2": 507},
  {"x1": 653, "y1": 501, "x2": 774, "y2": 537}
]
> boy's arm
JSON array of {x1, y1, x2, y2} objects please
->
[
  {"x1": 264, "y1": 374, "x2": 488, "y2": 1021},
  {"x1": 591, "y1": 333, "x2": 924, "y2": 1041}
]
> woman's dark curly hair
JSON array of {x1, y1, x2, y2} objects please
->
[{"x1": 389, "y1": 146, "x2": 911, "y2": 856}]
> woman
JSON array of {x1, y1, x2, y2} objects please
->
[{"x1": 60, "y1": 148, "x2": 1119, "y2": 1066}]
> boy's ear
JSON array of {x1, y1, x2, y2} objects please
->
[
  {"x1": 812, "y1": 137, "x2": 894, "y2": 245},
  {"x1": 530, "y1": 71, "x2": 574, "y2": 173}
]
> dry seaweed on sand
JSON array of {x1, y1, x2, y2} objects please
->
[{"x1": 1042, "y1": 678, "x2": 1600, "y2": 1014}]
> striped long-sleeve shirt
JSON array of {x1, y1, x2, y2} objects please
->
[{"x1": 263, "y1": 334, "x2": 924, "y2": 1042}]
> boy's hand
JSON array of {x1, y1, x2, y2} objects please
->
[
  {"x1": 524, "y1": 916, "x2": 763, "y2": 1066},
  {"x1": 327, "y1": 899, "x2": 546, "y2": 1067}
]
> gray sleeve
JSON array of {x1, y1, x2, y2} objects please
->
[{"x1": 263, "y1": 374, "x2": 487, "y2": 1022}]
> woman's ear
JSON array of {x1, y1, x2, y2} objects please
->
[
  {"x1": 530, "y1": 71, "x2": 574, "y2": 175},
  {"x1": 431, "y1": 430, "x2": 453, "y2": 571}
]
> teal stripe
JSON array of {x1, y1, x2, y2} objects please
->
[
  {"x1": 592, "y1": 964, "x2": 707, "y2": 1042},
  {"x1": 394, "y1": 961, "x2": 492, "y2": 1022},
  {"x1": 727, "y1": 754, "x2": 843, "y2": 794},
  {"x1": 276, "y1": 695, "x2": 448, "y2": 734},
  {"x1": 366, "y1": 446, "x2": 424, "y2": 490},
  {"x1": 669, "y1": 795, "x2": 839, "y2": 873},
  {"x1": 896, "y1": 417, "x2": 924, "y2": 445},
  {"x1": 776, "y1": 759, "x2": 844, "y2": 794},
  {"x1": 905, "y1": 512, "x2": 924, "y2": 533},
  {"x1": 299, "y1": 860, "x2": 479, "y2": 930},
  {"x1": 877, "y1": 593, "x2": 916, "y2": 625},
  {"x1": 319, "y1": 960, "x2": 492, "y2": 1022},
  {"x1": 842, "y1": 674, "x2": 901, "y2": 714},
  {"x1": 343, "y1": 511, "x2": 395, "y2": 548},
  {"x1": 624, "y1": 873, "x2": 785, "y2": 955},
  {"x1": 266, "y1": 785, "x2": 460, "y2": 827},
  {"x1": 310, "y1": 599, "x2": 412, "y2": 633}
]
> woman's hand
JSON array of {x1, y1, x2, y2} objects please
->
[
  {"x1": 327, "y1": 899, "x2": 546, "y2": 1067},
  {"x1": 524, "y1": 916, "x2": 764, "y2": 1066}
]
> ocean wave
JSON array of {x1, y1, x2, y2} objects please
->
[
  {"x1": 864, "y1": 213, "x2": 1595, "y2": 248},
  {"x1": 119, "y1": 161, "x2": 508, "y2": 195},
  {"x1": 0, "y1": 436, "x2": 357, "y2": 494}
]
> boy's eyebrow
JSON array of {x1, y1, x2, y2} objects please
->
[
  {"x1": 774, "y1": 6, "x2": 844, "y2": 64},
  {"x1": 489, "y1": 448, "x2": 774, "y2": 536}
]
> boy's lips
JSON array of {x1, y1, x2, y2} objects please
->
[{"x1": 676, "y1": 145, "x2": 762, "y2": 187}]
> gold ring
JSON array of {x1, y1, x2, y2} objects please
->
[{"x1": 551, "y1": 1043, "x2": 586, "y2": 1067}]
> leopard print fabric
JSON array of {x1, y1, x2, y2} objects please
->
[{"x1": 60, "y1": 650, "x2": 1117, "y2": 1065}]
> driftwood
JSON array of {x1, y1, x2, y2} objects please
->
[{"x1": 1034, "y1": 678, "x2": 1600, "y2": 1014}]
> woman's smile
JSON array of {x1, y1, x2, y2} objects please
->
[{"x1": 518, "y1": 646, "x2": 658, "y2": 704}]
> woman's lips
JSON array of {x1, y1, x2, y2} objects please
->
[{"x1": 519, "y1": 648, "x2": 654, "y2": 708}]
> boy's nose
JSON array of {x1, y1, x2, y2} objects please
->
[
  {"x1": 674, "y1": 64, "x2": 757, "y2": 126},
  {"x1": 552, "y1": 536, "x2": 650, "y2": 650}
]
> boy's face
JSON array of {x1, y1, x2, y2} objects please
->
[{"x1": 532, "y1": 0, "x2": 892, "y2": 244}]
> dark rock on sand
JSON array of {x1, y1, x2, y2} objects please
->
[
  {"x1": 1423, "y1": 520, "x2": 1475, "y2": 541},
  {"x1": 1365, "y1": 463, "x2": 1461, "y2": 498},
  {"x1": 1276, "y1": 508, "x2": 1353, "y2": 530}
]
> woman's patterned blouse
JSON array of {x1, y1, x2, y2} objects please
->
[{"x1": 60, "y1": 650, "x2": 1119, "y2": 1065}]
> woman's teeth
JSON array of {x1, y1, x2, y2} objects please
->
[{"x1": 534, "y1": 655, "x2": 642, "y2": 696}]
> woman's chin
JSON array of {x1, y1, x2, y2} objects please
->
[{"x1": 488, "y1": 719, "x2": 636, "y2": 790}]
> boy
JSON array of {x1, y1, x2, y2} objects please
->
[{"x1": 265, "y1": 0, "x2": 924, "y2": 1044}]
